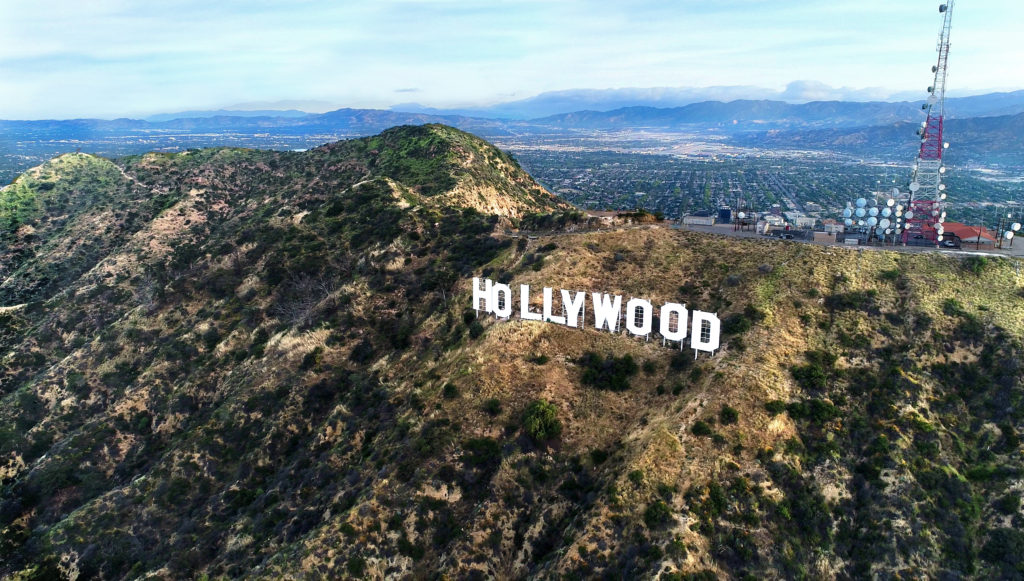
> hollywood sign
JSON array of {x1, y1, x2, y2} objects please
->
[{"x1": 472, "y1": 278, "x2": 721, "y2": 355}]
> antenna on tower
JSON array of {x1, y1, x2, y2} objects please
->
[
  {"x1": 902, "y1": 1, "x2": 955, "y2": 246},
  {"x1": 845, "y1": 2, "x2": 956, "y2": 247}
]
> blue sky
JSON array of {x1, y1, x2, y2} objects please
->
[{"x1": 2, "y1": 0, "x2": 1022, "y2": 119}]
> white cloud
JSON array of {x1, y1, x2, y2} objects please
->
[{"x1": 0, "y1": 0, "x2": 1020, "y2": 118}]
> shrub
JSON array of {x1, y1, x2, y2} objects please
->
[
  {"x1": 522, "y1": 399, "x2": 562, "y2": 443},
  {"x1": 879, "y1": 268, "x2": 900, "y2": 281},
  {"x1": 578, "y1": 351, "x2": 638, "y2": 391},
  {"x1": 962, "y1": 255, "x2": 989, "y2": 275},
  {"x1": 529, "y1": 354, "x2": 550, "y2": 365},
  {"x1": 346, "y1": 556, "x2": 367, "y2": 578},
  {"x1": 643, "y1": 500, "x2": 673, "y2": 528},
  {"x1": 719, "y1": 405, "x2": 739, "y2": 425},
  {"x1": 994, "y1": 493, "x2": 1021, "y2": 515},
  {"x1": 482, "y1": 398, "x2": 502, "y2": 416},
  {"x1": 461, "y1": 437, "x2": 501, "y2": 469},
  {"x1": 670, "y1": 351, "x2": 692, "y2": 371},
  {"x1": 721, "y1": 313, "x2": 751, "y2": 335},
  {"x1": 442, "y1": 383, "x2": 459, "y2": 399},
  {"x1": 628, "y1": 470, "x2": 645, "y2": 486},
  {"x1": 469, "y1": 320, "x2": 484, "y2": 339},
  {"x1": 691, "y1": 421, "x2": 713, "y2": 436},
  {"x1": 786, "y1": 399, "x2": 839, "y2": 423},
  {"x1": 764, "y1": 400, "x2": 787, "y2": 416}
]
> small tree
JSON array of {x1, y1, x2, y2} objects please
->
[{"x1": 522, "y1": 399, "x2": 562, "y2": 443}]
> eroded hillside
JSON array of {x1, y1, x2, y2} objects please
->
[{"x1": 1, "y1": 126, "x2": 1023, "y2": 580}]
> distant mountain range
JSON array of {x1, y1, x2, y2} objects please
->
[
  {"x1": 389, "y1": 85, "x2": 1024, "y2": 121},
  {"x1": 144, "y1": 109, "x2": 311, "y2": 122},
  {"x1": 7, "y1": 90, "x2": 1024, "y2": 135},
  {"x1": 3, "y1": 90, "x2": 1024, "y2": 173},
  {"x1": 733, "y1": 112, "x2": 1024, "y2": 167}
]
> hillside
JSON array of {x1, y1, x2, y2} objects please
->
[
  {"x1": 2, "y1": 127, "x2": 1024, "y2": 579},
  {"x1": 733, "y1": 112, "x2": 1024, "y2": 167}
]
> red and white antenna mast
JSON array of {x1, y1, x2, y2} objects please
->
[{"x1": 902, "y1": 1, "x2": 955, "y2": 243}]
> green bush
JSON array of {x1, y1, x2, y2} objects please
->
[
  {"x1": 578, "y1": 351, "x2": 638, "y2": 391},
  {"x1": 643, "y1": 500, "x2": 673, "y2": 528},
  {"x1": 442, "y1": 383, "x2": 459, "y2": 399},
  {"x1": 764, "y1": 400, "x2": 787, "y2": 416},
  {"x1": 962, "y1": 255, "x2": 990, "y2": 275},
  {"x1": 719, "y1": 405, "x2": 739, "y2": 425},
  {"x1": 469, "y1": 320, "x2": 484, "y2": 339},
  {"x1": 522, "y1": 399, "x2": 562, "y2": 443},
  {"x1": 482, "y1": 398, "x2": 502, "y2": 416},
  {"x1": 691, "y1": 421, "x2": 713, "y2": 437}
]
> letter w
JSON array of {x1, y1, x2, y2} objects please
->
[{"x1": 592, "y1": 293, "x2": 622, "y2": 332}]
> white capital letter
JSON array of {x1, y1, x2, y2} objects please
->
[
  {"x1": 520, "y1": 284, "x2": 542, "y2": 321},
  {"x1": 659, "y1": 302, "x2": 688, "y2": 342},
  {"x1": 472, "y1": 277, "x2": 492, "y2": 312},
  {"x1": 625, "y1": 298, "x2": 653, "y2": 336},
  {"x1": 592, "y1": 293, "x2": 622, "y2": 332},
  {"x1": 561, "y1": 290, "x2": 585, "y2": 328},
  {"x1": 492, "y1": 283, "x2": 513, "y2": 318},
  {"x1": 691, "y1": 310, "x2": 721, "y2": 353},
  {"x1": 543, "y1": 287, "x2": 567, "y2": 325}
]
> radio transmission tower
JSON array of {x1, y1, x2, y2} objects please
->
[{"x1": 902, "y1": 1, "x2": 955, "y2": 244}]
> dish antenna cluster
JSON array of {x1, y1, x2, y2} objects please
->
[
  {"x1": 842, "y1": 194, "x2": 944, "y2": 242},
  {"x1": 846, "y1": 2, "x2": 955, "y2": 245}
]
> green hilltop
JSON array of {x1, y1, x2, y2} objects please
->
[{"x1": 1, "y1": 125, "x2": 1023, "y2": 579}]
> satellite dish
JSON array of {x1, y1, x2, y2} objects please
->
[
  {"x1": 906, "y1": 211, "x2": 915, "y2": 219},
  {"x1": 891, "y1": 188, "x2": 900, "y2": 197},
  {"x1": 936, "y1": 225, "x2": 944, "y2": 234},
  {"x1": 887, "y1": 198, "x2": 896, "y2": 207},
  {"x1": 939, "y1": 166, "x2": 946, "y2": 174},
  {"x1": 938, "y1": 184, "x2": 946, "y2": 190},
  {"x1": 932, "y1": 210, "x2": 939, "y2": 217},
  {"x1": 943, "y1": 142, "x2": 950, "y2": 149},
  {"x1": 938, "y1": 216, "x2": 945, "y2": 223},
  {"x1": 881, "y1": 208, "x2": 892, "y2": 218},
  {"x1": 856, "y1": 198, "x2": 867, "y2": 208},
  {"x1": 844, "y1": 218, "x2": 854, "y2": 227},
  {"x1": 1012, "y1": 222, "x2": 1021, "y2": 232},
  {"x1": 876, "y1": 227, "x2": 886, "y2": 237},
  {"x1": 842, "y1": 208, "x2": 852, "y2": 218},
  {"x1": 940, "y1": 193, "x2": 947, "y2": 200},
  {"x1": 858, "y1": 220, "x2": 865, "y2": 226},
  {"x1": 897, "y1": 205, "x2": 904, "y2": 211},
  {"x1": 879, "y1": 218, "x2": 891, "y2": 229},
  {"x1": 937, "y1": 235, "x2": 944, "y2": 241},
  {"x1": 940, "y1": 211, "x2": 947, "y2": 218},
  {"x1": 1007, "y1": 231, "x2": 1016, "y2": 240},
  {"x1": 867, "y1": 217, "x2": 878, "y2": 227},
  {"x1": 737, "y1": 212, "x2": 746, "y2": 219},
  {"x1": 869, "y1": 207, "x2": 879, "y2": 217},
  {"x1": 909, "y1": 182, "x2": 921, "y2": 192},
  {"x1": 896, "y1": 211, "x2": 903, "y2": 218},
  {"x1": 885, "y1": 228, "x2": 893, "y2": 235},
  {"x1": 855, "y1": 208, "x2": 867, "y2": 218}
]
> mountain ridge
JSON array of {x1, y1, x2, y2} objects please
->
[{"x1": 1, "y1": 126, "x2": 1023, "y2": 579}]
